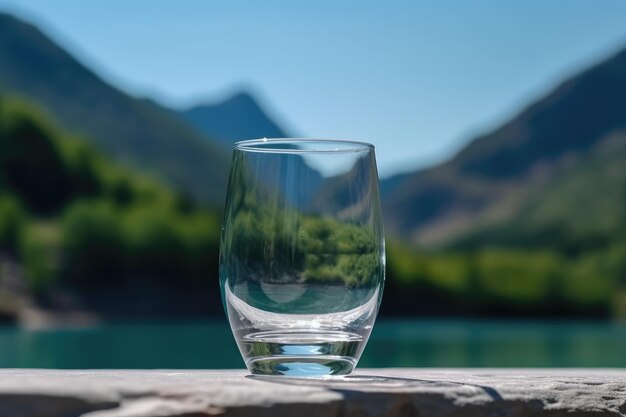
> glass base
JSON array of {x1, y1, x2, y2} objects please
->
[
  {"x1": 240, "y1": 331, "x2": 362, "y2": 376},
  {"x1": 248, "y1": 357, "x2": 355, "y2": 376}
]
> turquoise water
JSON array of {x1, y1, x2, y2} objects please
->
[{"x1": 1, "y1": 319, "x2": 626, "y2": 369}]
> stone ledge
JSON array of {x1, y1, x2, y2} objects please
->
[{"x1": 1, "y1": 369, "x2": 625, "y2": 416}]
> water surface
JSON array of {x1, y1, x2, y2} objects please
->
[{"x1": 1, "y1": 319, "x2": 625, "y2": 368}]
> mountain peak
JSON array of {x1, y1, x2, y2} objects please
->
[
  {"x1": 220, "y1": 90, "x2": 256, "y2": 106},
  {"x1": 180, "y1": 90, "x2": 289, "y2": 147},
  {"x1": 0, "y1": 11, "x2": 24, "y2": 25}
]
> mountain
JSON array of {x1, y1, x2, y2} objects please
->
[
  {"x1": 179, "y1": 91, "x2": 289, "y2": 147},
  {"x1": 0, "y1": 13, "x2": 229, "y2": 204},
  {"x1": 180, "y1": 96, "x2": 327, "y2": 207},
  {"x1": 382, "y1": 46, "x2": 626, "y2": 247}
]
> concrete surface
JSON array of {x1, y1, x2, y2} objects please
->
[{"x1": 1, "y1": 369, "x2": 625, "y2": 416}]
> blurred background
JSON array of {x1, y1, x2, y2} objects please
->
[{"x1": 1, "y1": 0, "x2": 626, "y2": 368}]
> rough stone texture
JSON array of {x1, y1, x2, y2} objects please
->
[{"x1": 1, "y1": 369, "x2": 626, "y2": 417}]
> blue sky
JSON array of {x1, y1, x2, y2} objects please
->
[{"x1": 1, "y1": 1, "x2": 626, "y2": 177}]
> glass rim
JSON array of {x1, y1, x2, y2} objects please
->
[{"x1": 234, "y1": 138, "x2": 375, "y2": 154}]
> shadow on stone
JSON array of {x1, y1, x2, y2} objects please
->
[
  {"x1": 247, "y1": 373, "x2": 504, "y2": 401},
  {"x1": 0, "y1": 394, "x2": 117, "y2": 417},
  {"x1": 247, "y1": 373, "x2": 452, "y2": 387}
]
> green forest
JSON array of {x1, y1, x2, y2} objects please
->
[
  {"x1": 388, "y1": 240, "x2": 626, "y2": 317},
  {"x1": 0, "y1": 97, "x2": 220, "y2": 292}
]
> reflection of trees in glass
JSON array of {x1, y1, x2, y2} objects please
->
[
  {"x1": 300, "y1": 216, "x2": 379, "y2": 287},
  {"x1": 223, "y1": 168, "x2": 382, "y2": 289}
]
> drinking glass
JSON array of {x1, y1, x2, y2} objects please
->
[{"x1": 220, "y1": 139, "x2": 385, "y2": 376}]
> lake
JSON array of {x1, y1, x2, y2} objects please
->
[{"x1": 1, "y1": 319, "x2": 625, "y2": 369}]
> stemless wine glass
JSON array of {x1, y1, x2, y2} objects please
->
[{"x1": 219, "y1": 139, "x2": 385, "y2": 377}]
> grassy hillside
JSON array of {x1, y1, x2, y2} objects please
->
[{"x1": 449, "y1": 132, "x2": 626, "y2": 252}]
